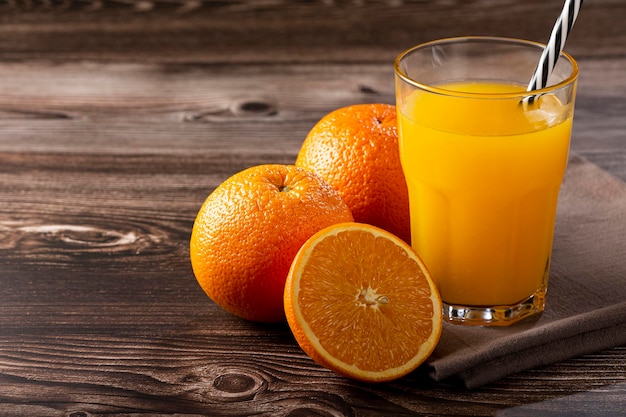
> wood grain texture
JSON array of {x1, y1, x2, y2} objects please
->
[
  {"x1": 0, "y1": 59, "x2": 623, "y2": 179},
  {"x1": 1, "y1": 0, "x2": 625, "y2": 415},
  {"x1": 1, "y1": 147, "x2": 625, "y2": 415},
  {"x1": 1, "y1": 0, "x2": 624, "y2": 63}
]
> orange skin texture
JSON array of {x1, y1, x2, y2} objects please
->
[
  {"x1": 296, "y1": 104, "x2": 411, "y2": 244},
  {"x1": 190, "y1": 164, "x2": 353, "y2": 323}
]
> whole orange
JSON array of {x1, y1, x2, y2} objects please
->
[
  {"x1": 190, "y1": 164, "x2": 353, "y2": 323},
  {"x1": 296, "y1": 104, "x2": 411, "y2": 243}
]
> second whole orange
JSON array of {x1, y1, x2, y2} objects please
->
[
  {"x1": 296, "y1": 103, "x2": 411, "y2": 243},
  {"x1": 190, "y1": 164, "x2": 353, "y2": 323}
]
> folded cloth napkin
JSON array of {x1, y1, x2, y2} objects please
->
[{"x1": 427, "y1": 154, "x2": 626, "y2": 389}]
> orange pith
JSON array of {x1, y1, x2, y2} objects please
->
[{"x1": 284, "y1": 222, "x2": 442, "y2": 383}]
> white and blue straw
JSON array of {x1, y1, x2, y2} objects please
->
[{"x1": 524, "y1": 0, "x2": 584, "y2": 104}]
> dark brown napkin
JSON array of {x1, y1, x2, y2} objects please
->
[{"x1": 426, "y1": 154, "x2": 626, "y2": 388}]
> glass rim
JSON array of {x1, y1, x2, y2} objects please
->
[{"x1": 394, "y1": 36, "x2": 579, "y2": 100}]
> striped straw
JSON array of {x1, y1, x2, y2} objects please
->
[{"x1": 524, "y1": 0, "x2": 584, "y2": 103}]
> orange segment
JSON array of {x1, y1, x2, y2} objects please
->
[{"x1": 284, "y1": 222, "x2": 442, "y2": 383}]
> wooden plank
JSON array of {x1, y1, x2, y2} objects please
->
[
  {"x1": 0, "y1": 59, "x2": 624, "y2": 180},
  {"x1": 0, "y1": 0, "x2": 624, "y2": 63},
  {"x1": 1, "y1": 304, "x2": 625, "y2": 415}
]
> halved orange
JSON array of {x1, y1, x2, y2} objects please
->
[{"x1": 284, "y1": 222, "x2": 442, "y2": 383}]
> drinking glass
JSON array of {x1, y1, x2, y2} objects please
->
[{"x1": 394, "y1": 37, "x2": 578, "y2": 326}]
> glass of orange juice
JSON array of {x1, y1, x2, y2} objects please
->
[{"x1": 394, "y1": 37, "x2": 578, "y2": 326}]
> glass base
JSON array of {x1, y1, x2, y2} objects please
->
[{"x1": 442, "y1": 287, "x2": 547, "y2": 326}]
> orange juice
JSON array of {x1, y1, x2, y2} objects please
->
[{"x1": 397, "y1": 81, "x2": 574, "y2": 307}]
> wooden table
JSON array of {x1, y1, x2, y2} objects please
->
[{"x1": 1, "y1": 1, "x2": 625, "y2": 415}]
